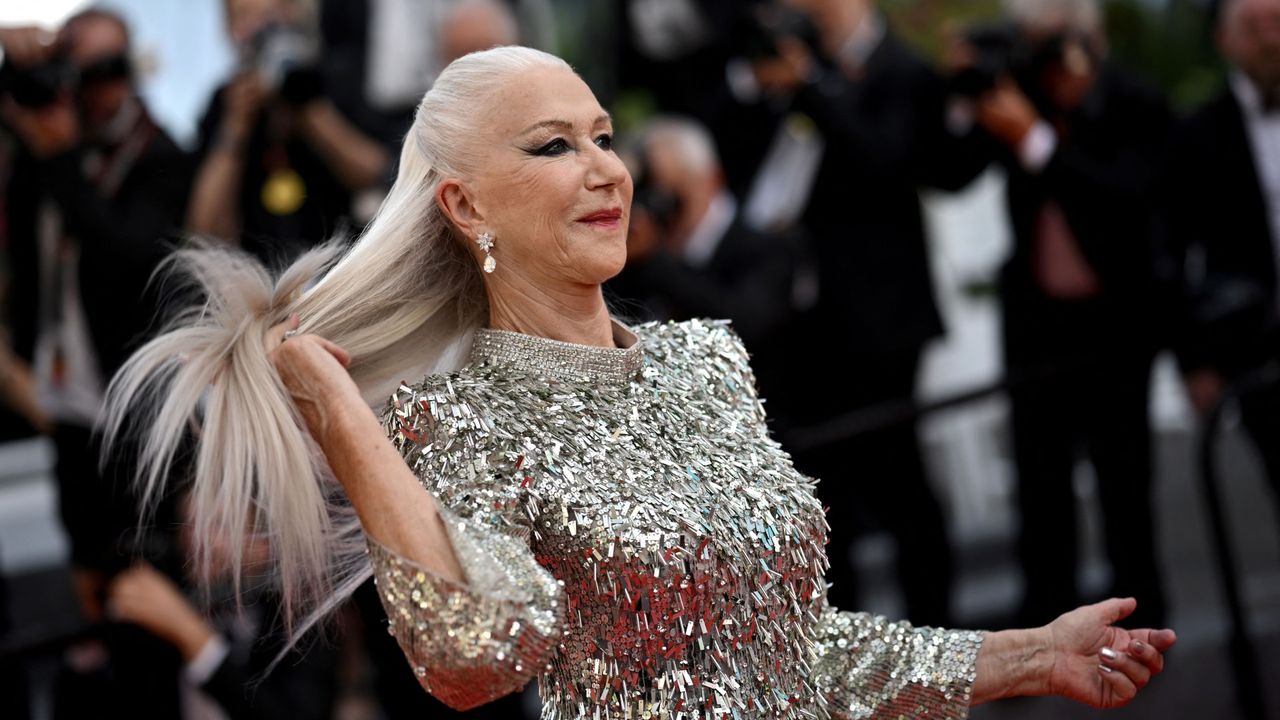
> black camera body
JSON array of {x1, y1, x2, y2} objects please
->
[
  {"x1": 952, "y1": 22, "x2": 1031, "y2": 97},
  {"x1": 732, "y1": 1, "x2": 822, "y2": 63},
  {"x1": 0, "y1": 54, "x2": 78, "y2": 109},
  {"x1": 953, "y1": 21, "x2": 1099, "y2": 103},
  {"x1": 246, "y1": 21, "x2": 322, "y2": 104}
]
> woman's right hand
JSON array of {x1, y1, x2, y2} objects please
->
[{"x1": 265, "y1": 314, "x2": 358, "y2": 440}]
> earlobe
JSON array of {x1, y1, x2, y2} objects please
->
[{"x1": 436, "y1": 179, "x2": 486, "y2": 238}]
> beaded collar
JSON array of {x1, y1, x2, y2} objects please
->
[{"x1": 469, "y1": 320, "x2": 644, "y2": 385}]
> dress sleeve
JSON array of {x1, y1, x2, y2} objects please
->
[
  {"x1": 809, "y1": 604, "x2": 984, "y2": 719},
  {"x1": 365, "y1": 382, "x2": 565, "y2": 711}
]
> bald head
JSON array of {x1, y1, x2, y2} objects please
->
[
  {"x1": 1220, "y1": 0, "x2": 1280, "y2": 90},
  {"x1": 61, "y1": 9, "x2": 130, "y2": 67},
  {"x1": 441, "y1": 0, "x2": 519, "y2": 65}
]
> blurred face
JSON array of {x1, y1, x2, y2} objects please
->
[
  {"x1": 446, "y1": 65, "x2": 633, "y2": 287},
  {"x1": 1221, "y1": 0, "x2": 1280, "y2": 90},
  {"x1": 60, "y1": 16, "x2": 131, "y2": 132}
]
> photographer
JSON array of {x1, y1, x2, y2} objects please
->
[
  {"x1": 1166, "y1": 0, "x2": 1280, "y2": 525},
  {"x1": 608, "y1": 116, "x2": 805, "y2": 401},
  {"x1": 731, "y1": 0, "x2": 990, "y2": 629},
  {"x1": 187, "y1": 0, "x2": 391, "y2": 261},
  {"x1": 968, "y1": 0, "x2": 1172, "y2": 629},
  {"x1": 0, "y1": 8, "x2": 191, "y2": 715}
]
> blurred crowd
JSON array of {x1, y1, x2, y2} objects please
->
[{"x1": 0, "y1": 0, "x2": 1277, "y2": 718}]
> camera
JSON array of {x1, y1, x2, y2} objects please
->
[
  {"x1": 953, "y1": 21, "x2": 1099, "y2": 101},
  {"x1": 631, "y1": 156, "x2": 682, "y2": 234},
  {"x1": 732, "y1": 1, "x2": 822, "y2": 62},
  {"x1": 245, "y1": 21, "x2": 321, "y2": 103},
  {"x1": 0, "y1": 54, "x2": 77, "y2": 109},
  {"x1": 0, "y1": 51, "x2": 132, "y2": 109}
]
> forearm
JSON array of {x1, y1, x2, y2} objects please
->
[
  {"x1": 971, "y1": 627, "x2": 1053, "y2": 705},
  {"x1": 186, "y1": 146, "x2": 246, "y2": 241},
  {"x1": 298, "y1": 101, "x2": 390, "y2": 192},
  {"x1": 316, "y1": 391, "x2": 465, "y2": 584}
]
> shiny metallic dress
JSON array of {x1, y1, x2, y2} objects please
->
[{"x1": 368, "y1": 319, "x2": 983, "y2": 719}]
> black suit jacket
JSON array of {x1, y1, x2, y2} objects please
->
[
  {"x1": 1165, "y1": 87, "x2": 1278, "y2": 374},
  {"x1": 5, "y1": 110, "x2": 189, "y2": 381},
  {"x1": 793, "y1": 32, "x2": 990, "y2": 357},
  {"x1": 608, "y1": 213, "x2": 804, "y2": 403},
  {"x1": 999, "y1": 66, "x2": 1172, "y2": 331}
]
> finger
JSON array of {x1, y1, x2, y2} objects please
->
[
  {"x1": 1097, "y1": 597, "x2": 1138, "y2": 625},
  {"x1": 1125, "y1": 639, "x2": 1165, "y2": 676},
  {"x1": 265, "y1": 314, "x2": 300, "y2": 348},
  {"x1": 1130, "y1": 628, "x2": 1177, "y2": 653},
  {"x1": 313, "y1": 336, "x2": 351, "y2": 368},
  {"x1": 1100, "y1": 645, "x2": 1152, "y2": 689},
  {"x1": 1097, "y1": 662, "x2": 1139, "y2": 706}
]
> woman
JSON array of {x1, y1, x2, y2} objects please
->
[{"x1": 104, "y1": 47, "x2": 1174, "y2": 719}]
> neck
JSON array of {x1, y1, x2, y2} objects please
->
[{"x1": 486, "y1": 273, "x2": 615, "y2": 348}]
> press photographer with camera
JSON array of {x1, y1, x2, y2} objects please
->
[
  {"x1": 728, "y1": 0, "x2": 991, "y2": 630},
  {"x1": 961, "y1": 0, "x2": 1172, "y2": 630},
  {"x1": 0, "y1": 8, "x2": 193, "y2": 715},
  {"x1": 187, "y1": 0, "x2": 392, "y2": 261}
]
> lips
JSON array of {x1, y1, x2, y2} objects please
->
[{"x1": 578, "y1": 208, "x2": 623, "y2": 224}]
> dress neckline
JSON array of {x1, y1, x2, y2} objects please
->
[{"x1": 469, "y1": 320, "x2": 644, "y2": 385}]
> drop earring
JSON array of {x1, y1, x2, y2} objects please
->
[{"x1": 476, "y1": 232, "x2": 496, "y2": 273}]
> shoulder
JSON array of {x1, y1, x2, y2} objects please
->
[
  {"x1": 638, "y1": 317, "x2": 750, "y2": 361},
  {"x1": 638, "y1": 318, "x2": 760, "y2": 403}
]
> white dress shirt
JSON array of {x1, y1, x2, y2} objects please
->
[
  {"x1": 1230, "y1": 72, "x2": 1280, "y2": 283},
  {"x1": 683, "y1": 190, "x2": 737, "y2": 268}
]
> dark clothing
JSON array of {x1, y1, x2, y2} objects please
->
[
  {"x1": 4, "y1": 105, "x2": 189, "y2": 570},
  {"x1": 1003, "y1": 298, "x2": 1160, "y2": 626},
  {"x1": 789, "y1": 345, "x2": 953, "y2": 627},
  {"x1": 794, "y1": 32, "x2": 990, "y2": 359},
  {"x1": 1166, "y1": 88, "x2": 1279, "y2": 376},
  {"x1": 608, "y1": 215, "x2": 804, "y2": 404},
  {"x1": 198, "y1": 601, "x2": 338, "y2": 720},
  {"x1": 1165, "y1": 85, "x2": 1280, "y2": 530},
  {"x1": 776, "y1": 30, "x2": 988, "y2": 628},
  {"x1": 6, "y1": 112, "x2": 188, "y2": 378},
  {"x1": 997, "y1": 66, "x2": 1172, "y2": 628},
  {"x1": 193, "y1": 88, "x2": 351, "y2": 265}
]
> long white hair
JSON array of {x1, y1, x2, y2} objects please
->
[{"x1": 101, "y1": 46, "x2": 572, "y2": 637}]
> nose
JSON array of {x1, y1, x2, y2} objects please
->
[{"x1": 585, "y1": 143, "x2": 629, "y2": 191}]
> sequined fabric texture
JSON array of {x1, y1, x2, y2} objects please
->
[{"x1": 370, "y1": 319, "x2": 983, "y2": 719}]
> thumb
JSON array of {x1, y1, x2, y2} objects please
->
[{"x1": 1098, "y1": 597, "x2": 1138, "y2": 625}]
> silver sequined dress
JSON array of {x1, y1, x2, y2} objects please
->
[{"x1": 368, "y1": 319, "x2": 984, "y2": 719}]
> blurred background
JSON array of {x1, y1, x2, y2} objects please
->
[{"x1": 0, "y1": 0, "x2": 1278, "y2": 718}]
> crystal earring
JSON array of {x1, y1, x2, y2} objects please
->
[{"x1": 476, "y1": 232, "x2": 496, "y2": 273}]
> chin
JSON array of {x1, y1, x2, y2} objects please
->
[{"x1": 577, "y1": 242, "x2": 629, "y2": 284}]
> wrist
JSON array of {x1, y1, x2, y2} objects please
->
[
  {"x1": 316, "y1": 386, "x2": 380, "y2": 453},
  {"x1": 172, "y1": 611, "x2": 216, "y2": 661},
  {"x1": 973, "y1": 627, "x2": 1055, "y2": 703}
]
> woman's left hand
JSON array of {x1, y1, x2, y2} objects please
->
[{"x1": 1045, "y1": 598, "x2": 1177, "y2": 708}]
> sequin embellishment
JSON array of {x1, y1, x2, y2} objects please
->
[{"x1": 369, "y1": 319, "x2": 983, "y2": 719}]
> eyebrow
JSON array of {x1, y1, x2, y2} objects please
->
[{"x1": 519, "y1": 114, "x2": 613, "y2": 136}]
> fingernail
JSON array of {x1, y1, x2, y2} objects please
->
[
  {"x1": 1129, "y1": 641, "x2": 1144, "y2": 656},
  {"x1": 1100, "y1": 647, "x2": 1119, "y2": 661},
  {"x1": 1099, "y1": 664, "x2": 1114, "y2": 674}
]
